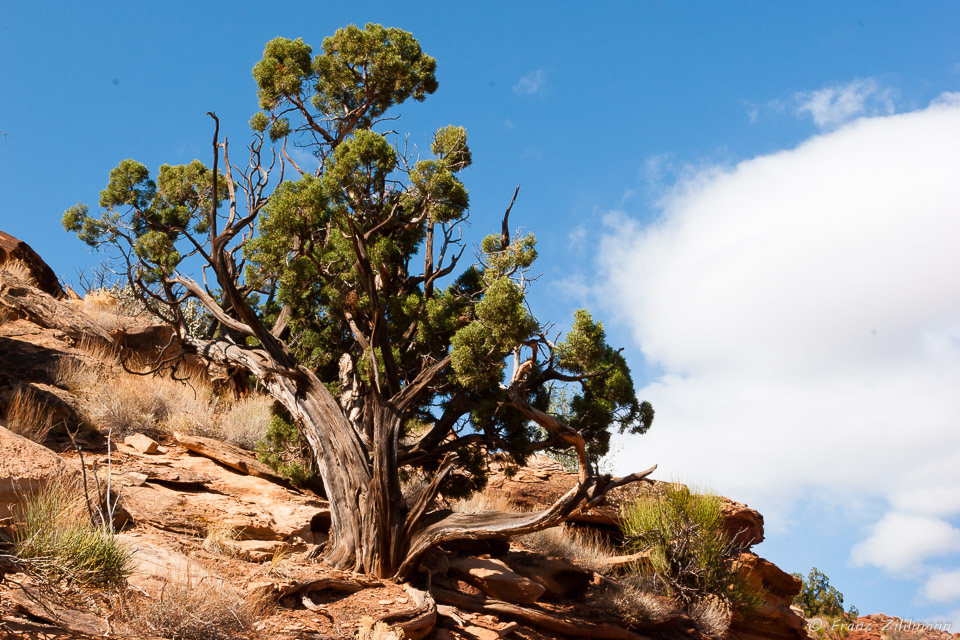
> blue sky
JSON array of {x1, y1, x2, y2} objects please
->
[{"x1": 3, "y1": 1, "x2": 960, "y2": 623}]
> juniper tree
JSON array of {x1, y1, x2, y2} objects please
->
[{"x1": 63, "y1": 23, "x2": 656, "y2": 579}]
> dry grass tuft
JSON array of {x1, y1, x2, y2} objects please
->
[
  {"x1": 54, "y1": 344, "x2": 272, "y2": 444},
  {"x1": 0, "y1": 258, "x2": 36, "y2": 284},
  {"x1": 202, "y1": 522, "x2": 240, "y2": 557},
  {"x1": 3, "y1": 385, "x2": 56, "y2": 443},
  {"x1": 71, "y1": 289, "x2": 141, "y2": 333},
  {"x1": 451, "y1": 489, "x2": 520, "y2": 515},
  {"x1": 520, "y1": 525, "x2": 615, "y2": 574},
  {"x1": 688, "y1": 595, "x2": 732, "y2": 638},
  {"x1": 599, "y1": 576, "x2": 678, "y2": 629},
  {"x1": 451, "y1": 488, "x2": 616, "y2": 573},
  {"x1": 215, "y1": 395, "x2": 273, "y2": 450},
  {"x1": 123, "y1": 574, "x2": 267, "y2": 640}
]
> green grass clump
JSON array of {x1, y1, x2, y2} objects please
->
[
  {"x1": 13, "y1": 480, "x2": 132, "y2": 587},
  {"x1": 619, "y1": 484, "x2": 762, "y2": 614}
]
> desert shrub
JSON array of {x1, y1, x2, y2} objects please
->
[
  {"x1": 620, "y1": 484, "x2": 762, "y2": 619},
  {"x1": 12, "y1": 480, "x2": 131, "y2": 587},
  {"x1": 3, "y1": 385, "x2": 56, "y2": 443},
  {"x1": 255, "y1": 414, "x2": 316, "y2": 486},
  {"x1": 123, "y1": 575, "x2": 266, "y2": 640},
  {"x1": 793, "y1": 567, "x2": 858, "y2": 620}
]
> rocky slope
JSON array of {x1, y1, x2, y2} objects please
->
[{"x1": 1, "y1": 231, "x2": 947, "y2": 640}]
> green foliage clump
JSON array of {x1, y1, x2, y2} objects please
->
[
  {"x1": 620, "y1": 484, "x2": 761, "y2": 612},
  {"x1": 793, "y1": 567, "x2": 858, "y2": 620},
  {"x1": 255, "y1": 414, "x2": 316, "y2": 486},
  {"x1": 13, "y1": 481, "x2": 132, "y2": 587},
  {"x1": 62, "y1": 156, "x2": 227, "y2": 283}
]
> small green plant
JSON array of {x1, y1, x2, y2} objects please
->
[
  {"x1": 619, "y1": 484, "x2": 762, "y2": 615},
  {"x1": 255, "y1": 414, "x2": 316, "y2": 486},
  {"x1": 13, "y1": 480, "x2": 132, "y2": 587},
  {"x1": 793, "y1": 567, "x2": 858, "y2": 621}
]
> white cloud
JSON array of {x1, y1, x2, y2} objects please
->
[
  {"x1": 597, "y1": 95, "x2": 960, "y2": 589},
  {"x1": 568, "y1": 224, "x2": 587, "y2": 248},
  {"x1": 513, "y1": 69, "x2": 546, "y2": 96},
  {"x1": 851, "y1": 513, "x2": 960, "y2": 575},
  {"x1": 923, "y1": 569, "x2": 960, "y2": 604},
  {"x1": 795, "y1": 78, "x2": 896, "y2": 129}
]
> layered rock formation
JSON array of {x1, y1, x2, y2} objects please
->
[{"x1": 0, "y1": 230, "x2": 64, "y2": 299}]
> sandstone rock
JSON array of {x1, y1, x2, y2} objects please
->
[
  {"x1": 124, "y1": 433, "x2": 159, "y2": 454},
  {"x1": 118, "y1": 448, "x2": 328, "y2": 542},
  {"x1": 118, "y1": 531, "x2": 215, "y2": 596},
  {"x1": 730, "y1": 552, "x2": 807, "y2": 640},
  {"x1": 234, "y1": 539, "x2": 292, "y2": 563},
  {"x1": 0, "y1": 426, "x2": 74, "y2": 519},
  {"x1": 721, "y1": 498, "x2": 765, "y2": 548},
  {"x1": 111, "y1": 323, "x2": 181, "y2": 362},
  {"x1": 448, "y1": 556, "x2": 545, "y2": 605},
  {"x1": 600, "y1": 551, "x2": 652, "y2": 572},
  {"x1": 0, "y1": 271, "x2": 113, "y2": 345},
  {"x1": 462, "y1": 626, "x2": 500, "y2": 640},
  {"x1": 500, "y1": 550, "x2": 591, "y2": 600},
  {"x1": 6, "y1": 578, "x2": 108, "y2": 635},
  {"x1": 0, "y1": 231, "x2": 64, "y2": 299}
]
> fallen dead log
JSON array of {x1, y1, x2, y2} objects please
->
[
  {"x1": 272, "y1": 574, "x2": 384, "y2": 599},
  {"x1": 173, "y1": 432, "x2": 286, "y2": 483},
  {"x1": 431, "y1": 586, "x2": 654, "y2": 640}
]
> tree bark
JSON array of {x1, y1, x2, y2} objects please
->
[{"x1": 183, "y1": 336, "x2": 404, "y2": 577}]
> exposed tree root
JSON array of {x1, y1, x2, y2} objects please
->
[
  {"x1": 431, "y1": 586, "x2": 655, "y2": 640},
  {"x1": 375, "y1": 584, "x2": 436, "y2": 640}
]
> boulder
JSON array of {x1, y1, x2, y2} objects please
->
[
  {"x1": 0, "y1": 231, "x2": 64, "y2": 299},
  {"x1": 500, "y1": 550, "x2": 591, "y2": 600},
  {"x1": 0, "y1": 426, "x2": 74, "y2": 519},
  {"x1": 0, "y1": 271, "x2": 113, "y2": 345},
  {"x1": 721, "y1": 498, "x2": 765, "y2": 548},
  {"x1": 729, "y1": 552, "x2": 807, "y2": 640},
  {"x1": 448, "y1": 556, "x2": 545, "y2": 605},
  {"x1": 124, "y1": 433, "x2": 159, "y2": 454}
]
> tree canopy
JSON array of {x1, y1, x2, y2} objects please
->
[{"x1": 63, "y1": 22, "x2": 655, "y2": 578}]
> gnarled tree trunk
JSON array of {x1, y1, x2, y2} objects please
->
[{"x1": 185, "y1": 336, "x2": 405, "y2": 576}]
